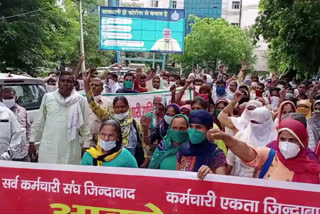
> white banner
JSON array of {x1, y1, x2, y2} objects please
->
[{"x1": 102, "y1": 89, "x2": 192, "y2": 121}]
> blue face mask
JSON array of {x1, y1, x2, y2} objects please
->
[
  {"x1": 216, "y1": 87, "x2": 226, "y2": 96},
  {"x1": 187, "y1": 128, "x2": 206, "y2": 144},
  {"x1": 164, "y1": 115, "x2": 173, "y2": 124},
  {"x1": 99, "y1": 139, "x2": 117, "y2": 151}
]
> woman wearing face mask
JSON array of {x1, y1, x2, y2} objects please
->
[
  {"x1": 267, "y1": 113, "x2": 319, "y2": 162},
  {"x1": 149, "y1": 114, "x2": 189, "y2": 170},
  {"x1": 274, "y1": 101, "x2": 296, "y2": 127},
  {"x1": 189, "y1": 97, "x2": 227, "y2": 154},
  {"x1": 83, "y1": 74, "x2": 149, "y2": 168},
  {"x1": 177, "y1": 110, "x2": 227, "y2": 180},
  {"x1": 227, "y1": 107, "x2": 277, "y2": 177},
  {"x1": 268, "y1": 87, "x2": 281, "y2": 111},
  {"x1": 207, "y1": 119, "x2": 320, "y2": 184},
  {"x1": 149, "y1": 104, "x2": 181, "y2": 147},
  {"x1": 218, "y1": 92, "x2": 262, "y2": 134},
  {"x1": 82, "y1": 120, "x2": 138, "y2": 167},
  {"x1": 296, "y1": 99, "x2": 312, "y2": 119}
]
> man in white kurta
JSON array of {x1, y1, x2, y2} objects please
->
[
  {"x1": 151, "y1": 28, "x2": 182, "y2": 52},
  {"x1": 30, "y1": 72, "x2": 90, "y2": 165},
  {"x1": 85, "y1": 77, "x2": 111, "y2": 148}
]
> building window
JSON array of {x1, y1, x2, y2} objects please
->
[
  {"x1": 232, "y1": 1, "x2": 240, "y2": 9},
  {"x1": 231, "y1": 23, "x2": 239, "y2": 26},
  {"x1": 155, "y1": 0, "x2": 159, "y2": 7},
  {"x1": 172, "y1": 0, "x2": 177, "y2": 8}
]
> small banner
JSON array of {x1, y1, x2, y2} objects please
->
[{"x1": 101, "y1": 89, "x2": 192, "y2": 122}]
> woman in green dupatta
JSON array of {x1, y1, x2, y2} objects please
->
[{"x1": 149, "y1": 114, "x2": 189, "y2": 170}]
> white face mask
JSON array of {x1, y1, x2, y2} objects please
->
[
  {"x1": 108, "y1": 79, "x2": 116, "y2": 87},
  {"x1": 270, "y1": 96, "x2": 280, "y2": 111},
  {"x1": 162, "y1": 80, "x2": 169, "y2": 88},
  {"x1": 285, "y1": 92, "x2": 294, "y2": 100},
  {"x1": 164, "y1": 115, "x2": 173, "y2": 124},
  {"x1": 168, "y1": 81, "x2": 176, "y2": 88},
  {"x1": 279, "y1": 141, "x2": 300, "y2": 159},
  {"x1": 99, "y1": 139, "x2": 117, "y2": 151},
  {"x1": 78, "y1": 80, "x2": 85, "y2": 90},
  {"x1": 251, "y1": 82, "x2": 258, "y2": 88},
  {"x1": 114, "y1": 111, "x2": 129, "y2": 121},
  {"x1": 46, "y1": 84, "x2": 57, "y2": 92},
  {"x1": 2, "y1": 98, "x2": 16, "y2": 109}
]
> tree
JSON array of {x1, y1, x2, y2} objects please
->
[
  {"x1": 82, "y1": 0, "x2": 114, "y2": 68},
  {"x1": 0, "y1": 0, "x2": 114, "y2": 75},
  {"x1": 170, "y1": 16, "x2": 255, "y2": 75},
  {"x1": 0, "y1": 0, "x2": 80, "y2": 75},
  {"x1": 254, "y1": 0, "x2": 320, "y2": 79}
]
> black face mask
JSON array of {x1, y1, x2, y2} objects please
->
[{"x1": 315, "y1": 95, "x2": 320, "y2": 100}]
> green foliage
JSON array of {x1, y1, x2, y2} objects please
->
[
  {"x1": 254, "y1": 0, "x2": 320, "y2": 79},
  {"x1": 0, "y1": 0, "x2": 80, "y2": 75},
  {"x1": 170, "y1": 16, "x2": 255, "y2": 75},
  {"x1": 0, "y1": 0, "x2": 114, "y2": 75},
  {"x1": 82, "y1": 0, "x2": 114, "y2": 69}
]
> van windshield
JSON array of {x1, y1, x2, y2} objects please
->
[{"x1": 2, "y1": 84, "x2": 46, "y2": 111}]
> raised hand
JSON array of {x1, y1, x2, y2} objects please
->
[
  {"x1": 206, "y1": 128, "x2": 230, "y2": 143},
  {"x1": 186, "y1": 78, "x2": 193, "y2": 86},
  {"x1": 234, "y1": 91, "x2": 245, "y2": 103},
  {"x1": 170, "y1": 84, "x2": 176, "y2": 94}
]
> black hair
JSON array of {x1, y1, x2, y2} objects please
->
[
  {"x1": 216, "y1": 79, "x2": 226, "y2": 86},
  {"x1": 140, "y1": 74, "x2": 147, "y2": 79},
  {"x1": 98, "y1": 120, "x2": 122, "y2": 158},
  {"x1": 152, "y1": 75, "x2": 160, "y2": 81},
  {"x1": 179, "y1": 78, "x2": 186, "y2": 86},
  {"x1": 258, "y1": 83, "x2": 265, "y2": 89},
  {"x1": 0, "y1": 88, "x2": 16, "y2": 95},
  {"x1": 58, "y1": 71, "x2": 75, "y2": 82},
  {"x1": 113, "y1": 96, "x2": 129, "y2": 107},
  {"x1": 230, "y1": 80, "x2": 238, "y2": 88},
  {"x1": 239, "y1": 84, "x2": 249, "y2": 92},
  {"x1": 283, "y1": 113, "x2": 307, "y2": 128},
  {"x1": 108, "y1": 73, "x2": 118, "y2": 81},
  {"x1": 191, "y1": 96, "x2": 208, "y2": 110},
  {"x1": 299, "y1": 81, "x2": 308, "y2": 88},
  {"x1": 251, "y1": 75, "x2": 259, "y2": 81},
  {"x1": 238, "y1": 96, "x2": 250, "y2": 106},
  {"x1": 124, "y1": 72, "x2": 134, "y2": 80}
]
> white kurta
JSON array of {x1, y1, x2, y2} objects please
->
[{"x1": 30, "y1": 91, "x2": 90, "y2": 165}]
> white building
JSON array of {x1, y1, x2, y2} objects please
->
[
  {"x1": 222, "y1": 0, "x2": 268, "y2": 72},
  {"x1": 221, "y1": 0, "x2": 241, "y2": 26}
]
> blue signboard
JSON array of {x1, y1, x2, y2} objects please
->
[{"x1": 99, "y1": 7, "x2": 185, "y2": 53}]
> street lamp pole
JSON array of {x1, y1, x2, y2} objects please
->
[{"x1": 79, "y1": 0, "x2": 86, "y2": 72}]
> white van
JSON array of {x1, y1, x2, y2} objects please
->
[{"x1": 0, "y1": 73, "x2": 46, "y2": 123}]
